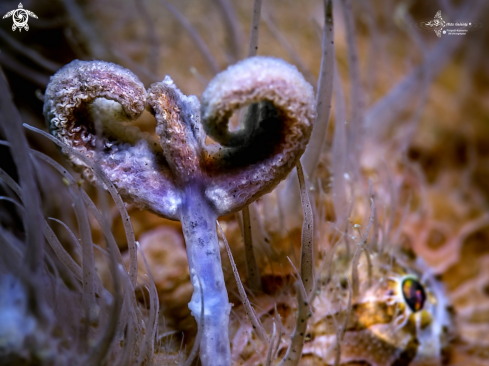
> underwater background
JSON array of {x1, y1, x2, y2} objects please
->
[{"x1": 0, "y1": 0, "x2": 488, "y2": 365}]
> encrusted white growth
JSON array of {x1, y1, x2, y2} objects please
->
[
  {"x1": 188, "y1": 269, "x2": 202, "y2": 319},
  {"x1": 188, "y1": 268, "x2": 231, "y2": 319}
]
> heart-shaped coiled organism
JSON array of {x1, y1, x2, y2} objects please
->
[{"x1": 43, "y1": 56, "x2": 316, "y2": 366}]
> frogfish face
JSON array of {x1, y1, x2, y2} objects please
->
[{"x1": 302, "y1": 251, "x2": 453, "y2": 366}]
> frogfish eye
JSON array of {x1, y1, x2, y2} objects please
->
[{"x1": 401, "y1": 277, "x2": 426, "y2": 312}]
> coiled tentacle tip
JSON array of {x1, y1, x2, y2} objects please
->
[
  {"x1": 44, "y1": 56, "x2": 316, "y2": 218},
  {"x1": 201, "y1": 56, "x2": 316, "y2": 215}
]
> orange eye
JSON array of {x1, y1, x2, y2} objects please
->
[{"x1": 402, "y1": 278, "x2": 426, "y2": 312}]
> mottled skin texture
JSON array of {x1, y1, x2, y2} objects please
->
[
  {"x1": 43, "y1": 57, "x2": 315, "y2": 366},
  {"x1": 228, "y1": 245, "x2": 452, "y2": 366},
  {"x1": 302, "y1": 251, "x2": 451, "y2": 366}
]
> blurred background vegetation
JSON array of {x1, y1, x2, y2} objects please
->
[{"x1": 0, "y1": 0, "x2": 488, "y2": 364}]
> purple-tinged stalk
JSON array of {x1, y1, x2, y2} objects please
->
[{"x1": 43, "y1": 56, "x2": 315, "y2": 365}]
